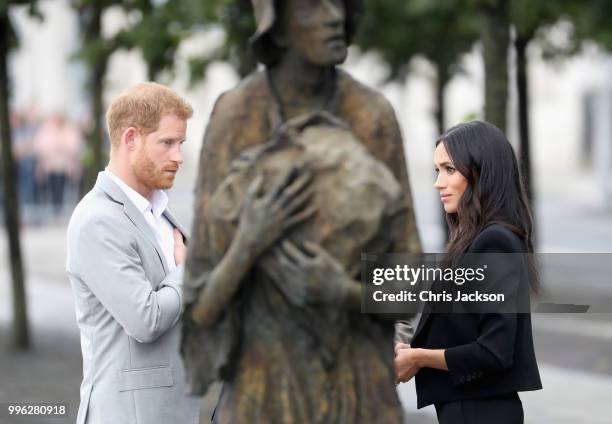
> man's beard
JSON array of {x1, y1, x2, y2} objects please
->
[{"x1": 134, "y1": 150, "x2": 177, "y2": 191}]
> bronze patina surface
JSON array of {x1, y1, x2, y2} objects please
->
[{"x1": 182, "y1": 1, "x2": 420, "y2": 422}]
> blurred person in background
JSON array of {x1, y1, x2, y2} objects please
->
[
  {"x1": 11, "y1": 107, "x2": 41, "y2": 224},
  {"x1": 66, "y1": 82, "x2": 200, "y2": 424},
  {"x1": 33, "y1": 112, "x2": 82, "y2": 220}
]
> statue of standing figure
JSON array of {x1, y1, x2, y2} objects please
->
[{"x1": 182, "y1": 0, "x2": 421, "y2": 422}]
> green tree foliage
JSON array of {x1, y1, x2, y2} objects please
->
[
  {"x1": 117, "y1": 0, "x2": 256, "y2": 82},
  {"x1": 115, "y1": 0, "x2": 208, "y2": 81},
  {"x1": 566, "y1": 0, "x2": 612, "y2": 51},
  {"x1": 183, "y1": 0, "x2": 256, "y2": 81},
  {"x1": 356, "y1": 0, "x2": 479, "y2": 134}
]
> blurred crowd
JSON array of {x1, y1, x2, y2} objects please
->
[{"x1": 1, "y1": 108, "x2": 85, "y2": 226}]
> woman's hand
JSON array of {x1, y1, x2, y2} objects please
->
[
  {"x1": 394, "y1": 345, "x2": 448, "y2": 383},
  {"x1": 395, "y1": 342, "x2": 410, "y2": 355},
  {"x1": 235, "y1": 165, "x2": 316, "y2": 260},
  {"x1": 394, "y1": 344, "x2": 421, "y2": 383},
  {"x1": 261, "y1": 240, "x2": 354, "y2": 307}
]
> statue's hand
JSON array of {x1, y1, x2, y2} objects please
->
[
  {"x1": 261, "y1": 240, "x2": 354, "y2": 306},
  {"x1": 235, "y1": 165, "x2": 316, "y2": 259}
]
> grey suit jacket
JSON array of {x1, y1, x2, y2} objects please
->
[{"x1": 66, "y1": 172, "x2": 200, "y2": 424}]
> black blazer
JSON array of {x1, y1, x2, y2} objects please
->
[{"x1": 411, "y1": 224, "x2": 542, "y2": 408}]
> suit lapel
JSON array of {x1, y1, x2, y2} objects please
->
[
  {"x1": 412, "y1": 305, "x2": 431, "y2": 342},
  {"x1": 95, "y1": 172, "x2": 170, "y2": 274},
  {"x1": 163, "y1": 208, "x2": 188, "y2": 242}
]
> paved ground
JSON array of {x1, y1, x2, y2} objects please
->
[{"x1": 1, "y1": 168, "x2": 611, "y2": 423}]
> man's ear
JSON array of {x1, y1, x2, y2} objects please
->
[{"x1": 122, "y1": 127, "x2": 139, "y2": 150}]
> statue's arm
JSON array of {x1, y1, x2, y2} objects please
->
[
  {"x1": 188, "y1": 168, "x2": 315, "y2": 328},
  {"x1": 190, "y1": 229, "x2": 257, "y2": 327},
  {"x1": 261, "y1": 241, "x2": 366, "y2": 311},
  {"x1": 184, "y1": 93, "x2": 240, "y2": 328}
]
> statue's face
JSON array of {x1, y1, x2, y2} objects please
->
[{"x1": 280, "y1": 0, "x2": 348, "y2": 66}]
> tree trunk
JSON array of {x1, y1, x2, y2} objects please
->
[
  {"x1": 480, "y1": 0, "x2": 510, "y2": 132},
  {"x1": 82, "y1": 4, "x2": 107, "y2": 194},
  {"x1": 0, "y1": 13, "x2": 30, "y2": 349},
  {"x1": 434, "y1": 61, "x2": 450, "y2": 243},
  {"x1": 434, "y1": 62, "x2": 449, "y2": 136},
  {"x1": 515, "y1": 35, "x2": 534, "y2": 207},
  {"x1": 89, "y1": 59, "x2": 106, "y2": 188}
]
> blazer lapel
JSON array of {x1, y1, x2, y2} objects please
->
[
  {"x1": 163, "y1": 208, "x2": 189, "y2": 242},
  {"x1": 95, "y1": 172, "x2": 170, "y2": 274},
  {"x1": 412, "y1": 305, "x2": 431, "y2": 342}
]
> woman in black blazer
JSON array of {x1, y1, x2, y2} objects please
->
[{"x1": 395, "y1": 121, "x2": 542, "y2": 423}]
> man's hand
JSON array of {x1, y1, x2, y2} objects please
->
[
  {"x1": 173, "y1": 229, "x2": 187, "y2": 265},
  {"x1": 260, "y1": 240, "x2": 354, "y2": 306},
  {"x1": 236, "y1": 165, "x2": 316, "y2": 260},
  {"x1": 394, "y1": 345, "x2": 421, "y2": 384}
]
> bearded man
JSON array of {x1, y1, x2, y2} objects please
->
[{"x1": 66, "y1": 82, "x2": 200, "y2": 424}]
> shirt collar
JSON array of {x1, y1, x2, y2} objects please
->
[
  {"x1": 150, "y1": 189, "x2": 169, "y2": 218},
  {"x1": 104, "y1": 168, "x2": 167, "y2": 217}
]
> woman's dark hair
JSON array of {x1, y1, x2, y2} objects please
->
[{"x1": 437, "y1": 120, "x2": 539, "y2": 292}]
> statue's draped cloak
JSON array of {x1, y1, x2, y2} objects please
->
[{"x1": 182, "y1": 69, "x2": 420, "y2": 423}]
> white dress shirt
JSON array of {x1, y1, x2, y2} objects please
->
[{"x1": 105, "y1": 169, "x2": 177, "y2": 271}]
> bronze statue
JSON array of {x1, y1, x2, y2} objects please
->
[{"x1": 182, "y1": 1, "x2": 421, "y2": 422}]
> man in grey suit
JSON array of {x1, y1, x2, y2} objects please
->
[{"x1": 67, "y1": 82, "x2": 200, "y2": 424}]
